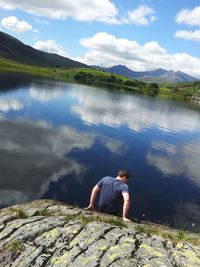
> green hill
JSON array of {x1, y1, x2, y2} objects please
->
[{"x1": 0, "y1": 31, "x2": 90, "y2": 68}]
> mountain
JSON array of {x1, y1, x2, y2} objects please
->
[
  {"x1": 100, "y1": 65, "x2": 198, "y2": 83},
  {"x1": 0, "y1": 31, "x2": 89, "y2": 68}
]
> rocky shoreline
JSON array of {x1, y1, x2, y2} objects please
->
[{"x1": 0, "y1": 199, "x2": 199, "y2": 266}]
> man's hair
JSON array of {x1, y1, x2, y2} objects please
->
[{"x1": 118, "y1": 169, "x2": 130, "y2": 178}]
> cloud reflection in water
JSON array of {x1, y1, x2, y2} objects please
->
[
  {"x1": 147, "y1": 140, "x2": 200, "y2": 188},
  {"x1": 0, "y1": 119, "x2": 94, "y2": 206},
  {"x1": 0, "y1": 117, "x2": 125, "y2": 207},
  {"x1": 69, "y1": 87, "x2": 200, "y2": 133}
]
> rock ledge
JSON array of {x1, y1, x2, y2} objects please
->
[{"x1": 0, "y1": 199, "x2": 200, "y2": 267}]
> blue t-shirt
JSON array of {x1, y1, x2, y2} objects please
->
[{"x1": 97, "y1": 176, "x2": 129, "y2": 215}]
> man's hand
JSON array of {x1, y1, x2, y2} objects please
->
[
  {"x1": 84, "y1": 204, "x2": 94, "y2": 210},
  {"x1": 123, "y1": 217, "x2": 132, "y2": 222}
]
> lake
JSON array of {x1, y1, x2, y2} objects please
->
[{"x1": 0, "y1": 74, "x2": 200, "y2": 232}]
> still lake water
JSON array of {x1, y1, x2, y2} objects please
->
[{"x1": 1, "y1": 74, "x2": 200, "y2": 232}]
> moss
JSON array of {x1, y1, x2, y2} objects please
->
[
  {"x1": 33, "y1": 209, "x2": 50, "y2": 216},
  {"x1": 64, "y1": 213, "x2": 127, "y2": 228},
  {"x1": 9, "y1": 208, "x2": 27, "y2": 219},
  {"x1": 135, "y1": 225, "x2": 200, "y2": 246},
  {"x1": 65, "y1": 214, "x2": 77, "y2": 221},
  {"x1": 3, "y1": 240, "x2": 24, "y2": 252}
]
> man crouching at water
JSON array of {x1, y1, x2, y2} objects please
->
[{"x1": 85, "y1": 170, "x2": 131, "y2": 222}]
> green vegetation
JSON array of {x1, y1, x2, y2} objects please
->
[
  {"x1": 0, "y1": 57, "x2": 158, "y2": 97},
  {"x1": 3, "y1": 240, "x2": 24, "y2": 252},
  {"x1": 33, "y1": 209, "x2": 50, "y2": 216},
  {"x1": 1, "y1": 56, "x2": 200, "y2": 102},
  {"x1": 135, "y1": 225, "x2": 200, "y2": 246},
  {"x1": 159, "y1": 81, "x2": 200, "y2": 101},
  {"x1": 65, "y1": 214, "x2": 127, "y2": 228},
  {"x1": 9, "y1": 208, "x2": 28, "y2": 219}
]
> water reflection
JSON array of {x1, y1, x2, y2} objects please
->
[
  {"x1": 147, "y1": 139, "x2": 200, "y2": 188},
  {"x1": 69, "y1": 86, "x2": 200, "y2": 133},
  {"x1": 0, "y1": 98, "x2": 24, "y2": 113},
  {"x1": 29, "y1": 82, "x2": 63, "y2": 102},
  {"x1": 0, "y1": 117, "x2": 125, "y2": 207},
  {"x1": 0, "y1": 119, "x2": 93, "y2": 206},
  {"x1": 1, "y1": 78, "x2": 200, "y2": 231},
  {"x1": 174, "y1": 202, "x2": 200, "y2": 232}
]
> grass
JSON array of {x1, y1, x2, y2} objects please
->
[
  {"x1": 65, "y1": 214, "x2": 127, "y2": 228},
  {"x1": 3, "y1": 240, "x2": 24, "y2": 252},
  {"x1": 0, "y1": 57, "x2": 157, "y2": 96},
  {"x1": 1, "y1": 56, "x2": 200, "y2": 102},
  {"x1": 9, "y1": 208, "x2": 28, "y2": 219},
  {"x1": 135, "y1": 225, "x2": 200, "y2": 246},
  {"x1": 33, "y1": 209, "x2": 50, "y2": 216}
]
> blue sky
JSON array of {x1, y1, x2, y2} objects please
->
[{"x1": 0, "y1": 0, "x2": 200, "y2": 78}]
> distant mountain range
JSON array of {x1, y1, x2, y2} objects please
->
[
  {"x1": 0, "y1": 31, "x2": 89, "y2": 68},
  {"x1": 96, "y1": 65, "x2": 198, "y2": 83}
]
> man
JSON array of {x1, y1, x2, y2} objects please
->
[{"x1": 85, "y1": 170, "x2": 131, "y2": 222}]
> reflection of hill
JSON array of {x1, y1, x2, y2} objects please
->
[{"x1": 0, "y1": 72, "x2": 33, "y2": 91}]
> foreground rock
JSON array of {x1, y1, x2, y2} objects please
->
[{"x1": 0, "y1": 200, "x2": 199, "y2": 267}]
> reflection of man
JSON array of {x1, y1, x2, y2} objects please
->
[{"x1": 85, "y1": 170, "x2": 131, "y2": 222}]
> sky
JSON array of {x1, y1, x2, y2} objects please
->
[{"x1": 0, "y1": 0, "x2": 200, "y2": 78}]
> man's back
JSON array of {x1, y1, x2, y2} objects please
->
[
  {"x1": 85, "y1": 169, "x2": 131, "y2": 222},
  {"x1": 97, "y1": 176, "x2": 129, "y2": 215}
]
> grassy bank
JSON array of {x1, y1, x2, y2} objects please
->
[
  {"x1": 0, "y1": 57, "x2": 160, "y2": 96},
  {"x1": 1, "y1": 56, "x2": 200, "y2": 102}
]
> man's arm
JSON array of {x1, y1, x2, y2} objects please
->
[
  {"x1": 85, "y1": 185, "x2": 101, "y2": 210},
  {"x1": 122, "y1": 192, "x2": 131, "y2": 222}
]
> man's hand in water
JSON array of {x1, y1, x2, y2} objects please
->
[
  {"x1": 84, "y1": 204, "x2": 94, "y2": 210},
  {"x1": 123, "y1": 217, "x2": 132, "y2": 222}
]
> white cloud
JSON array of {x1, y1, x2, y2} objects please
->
[
  {"x1": 176, "y1": 6, "x2": 200, "y2": 26},
  {"x1": 0, "y1": 98, "x2": 24, "y2": 112},
  {"x1": 34, "y1": 40, "x2": 68, "y2": 57},
  {"x1": 0, "y1": 0, "x2": 119, "y2": 24},
  {"x1": 127, "y1": 5, "x2": 156, "y2": 25},
  {"x1": 34, "y1": 17, "x2": 50, "y2": 25},
  {"x1": 1, "y1": 16, "x2": 32, "y2": 33},
  {"x1": 175, "y1": 30, "x2": 200, "y2": 42},
  {"x1": 76, "y1": 32, "x2": 200, "y2": 78}
]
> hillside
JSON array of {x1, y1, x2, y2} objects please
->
[
  {"x1": 101, "y1": 65, "x2": 198, "y2": 83},
  {"x1": 0, "y1": 200, "x2": 199, "y2": 267},
  {"x1": 0, "y1": 31, "x2": 89, "y2": 68}
]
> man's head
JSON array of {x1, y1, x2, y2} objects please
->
[{"x1": 118, "y1": 169, "x2": 130, "y2": 182}]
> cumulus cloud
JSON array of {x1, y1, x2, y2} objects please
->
[
  {"x1": 127, "y1": 5, "x2": 157, "y2": 25},
  {"x1": 76, "y1": 32, "x2": 200, "y2": 78},
  {"x1": 34, "y1": 40, "x2": 68, "y2": 57},
  {"x1": 176, "y1": 6, "x2": 200, "y2": 26},
  {"x1": 175, "y1": 30, "x2": 200, "y2": 42},
  {"x1": 0, "y1": 0, "x2": 119, "y2": 24},
  {"x1": 1, "y1": 16, "x2": 32, "y2": 33}
]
